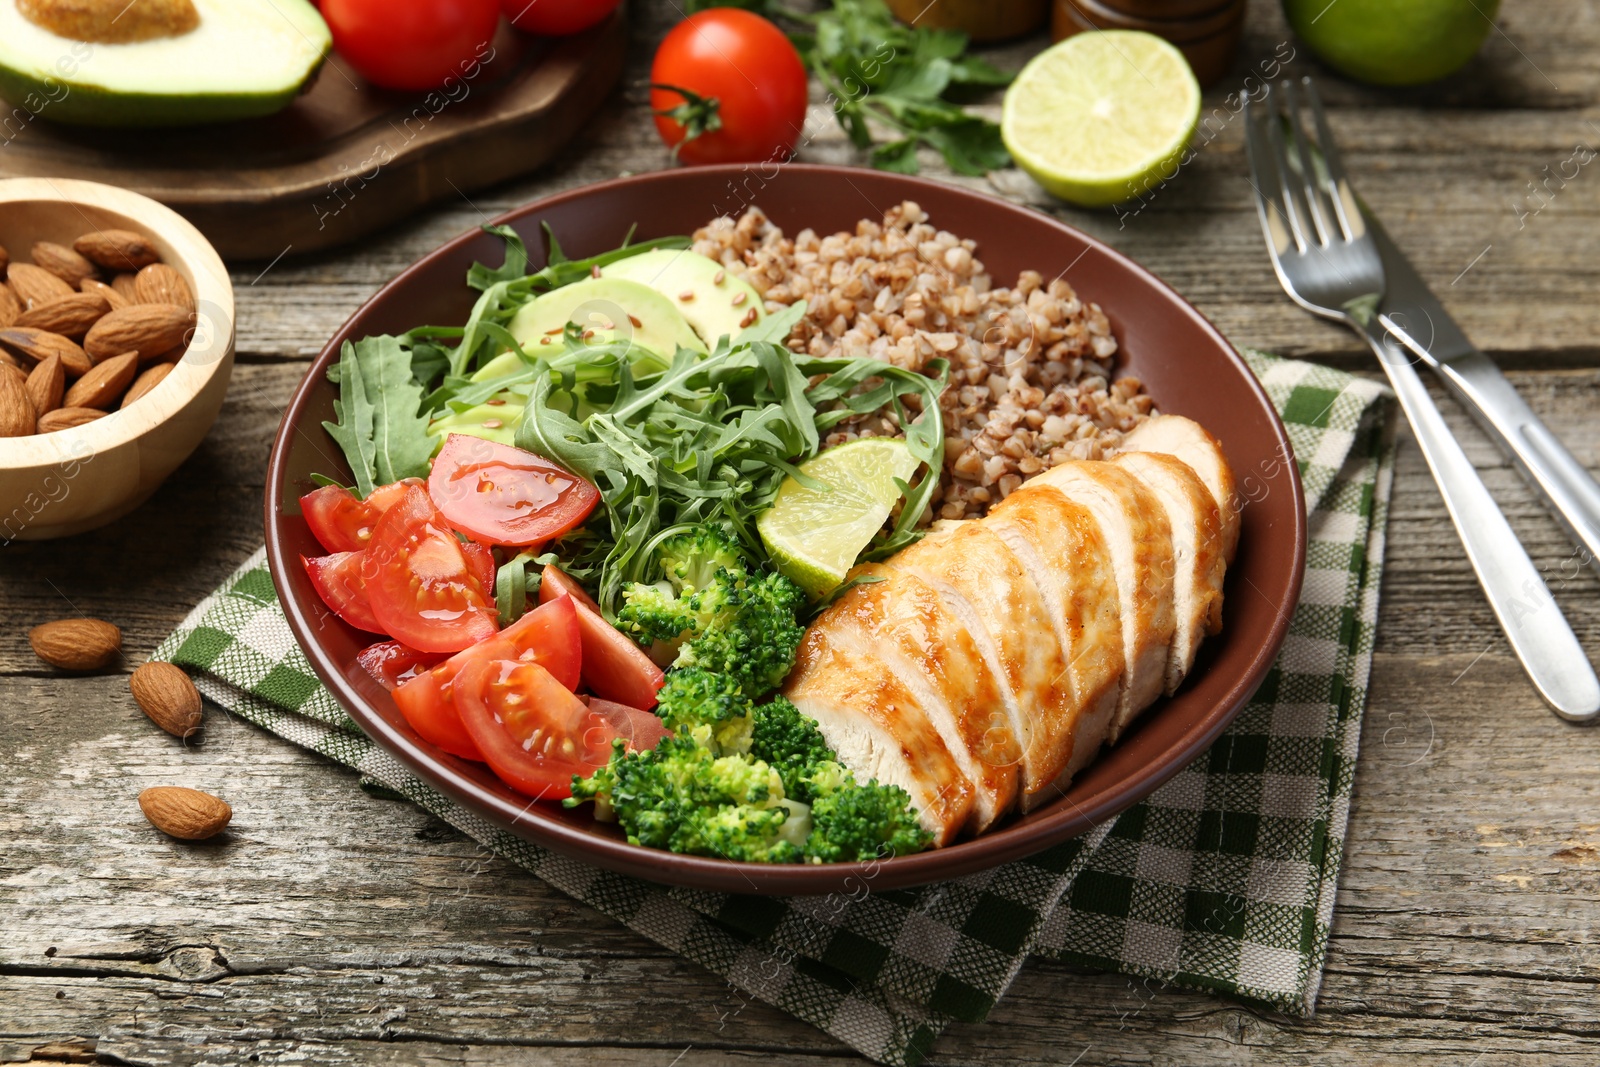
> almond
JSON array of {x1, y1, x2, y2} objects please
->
[
  {"x1": 0, "y1": 369, "x2": 32, "y2": 436},
  {"x1": 74, "y1": 229, "x2": 161, "y2": 272},
  {"x1": 82, "y1": 277, "x2": 128, "y2": 311},
  {"x1": 31, "y1": 241, "x2": 98, "y2": 288},
  {"x1": 129, "y1": 661, "x2": 204, "y2": 738},
  {"x1": 25, "y1": 354, "x2": 63, "y2": 416},
  {"x1": 0, "y1": 327, "x2": 93, "y2": 376},
  {"x1": 0, "y1": 283, "x2": 19, "y2": 328},
  {"x1": 121, "y1": 361, "x2": 175, "y2": 409},
  {"x1": 7, "y1": 263, "x2": 73, "y2": 309},
  {"x1": 84, "y1": 304, "x2": 194, "y2": 363},
  {"x1": 133, "y1": 263, "x2": 194, "y2": 313},
  {"x1": 138, "y1": 786, "x2": 231, "y2": 841},
  {"x1": 0, "y1": 242, "x2": 8, "y2": 277},
  {"x1": 15, "y1": 291, "x2": 109, "y2": 339},
  {"x1": 38, "y1": 406, "x2": 107, "y2": 433},
  {"x1": 64, "y1": 351, "x2": 137, "y2": 409},
  {"x1": 110, "y1": 273, "x2": 139, "y2": 301},
  {"x1": 29, "y1": 617, "x2": 122, "y2": 670}
]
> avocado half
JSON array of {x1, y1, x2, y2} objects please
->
[{"x1": 0, "y1": 0, "x2": 331, "y2": 127}]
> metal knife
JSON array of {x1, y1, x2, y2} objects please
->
[{"x1": 1366, "y1": 213, "x2": 1600, "y2": 580}]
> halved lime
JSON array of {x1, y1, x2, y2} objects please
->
[
  {"x1": 758, "y1": 438, "x2": 920, "y2": 598},
  {"x1": 1002, "y1": 30, "x2": 1201, "y2": 208}
]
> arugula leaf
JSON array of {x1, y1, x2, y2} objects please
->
[{"x1": 321, "y1": 336, "x2": 434, "y2": 498}]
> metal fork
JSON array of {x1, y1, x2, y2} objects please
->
[{"x1": 1243, "y1": 77, "x2": 1600, "y2": 723}]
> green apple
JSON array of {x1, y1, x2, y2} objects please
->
[{"x1": 1282, "y1": 0, "x2": 1500, "y2": 87}]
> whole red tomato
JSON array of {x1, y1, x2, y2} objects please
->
[
  {"x1": 323, "y1": 0, "x2": 501, "y2": 92},
  {"x1": 501, "y1": 0, "x2": 619, "y2": 36},
  {"x1": 650, "y1": 9, "x2": 808, "y2": 166}
]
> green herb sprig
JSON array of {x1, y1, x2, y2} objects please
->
[{"x1": 685, "y1": 0, "x2": 1012, "y2": 175}]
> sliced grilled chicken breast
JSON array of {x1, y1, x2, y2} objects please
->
[
  {"x1": 986, "y1": 486, "x2": 1125, "y2": 808},
  {"x1": 1113, "y1": 451, "x2": 1225, "y2": 694},
  {"x1": 885, "y1": 523, "x2": 1075, "y2": 817},
  {"x1": 1119, "y1": 415, "x2": 1240, "y2": 568},
  {"x1": 821, "y1": 561, "x2": 1021, "y2": 834},
  {"x1": 785, "y1": 622, "x2": 974, "y2": 845},
  {"x1": 1029, "y1": 461, "x2": 1176, "y2": 744}
]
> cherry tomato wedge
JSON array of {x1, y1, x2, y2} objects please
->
[
  {"x1": 461, "y1": 539, "x2": 498, "y2": 597},
  {"x1": 363, "y1": 485, "x2": 498, "y2": 653},
  {"x1": 585, "y1": 697, "x2": 671, "y2": 753},
  {"x1": 357, "y1": 641, "x2": 446, "y2": 692},
  {"x1": 540, "y1": 566, "x2": 665, "y2": 709},
  {"x1": 454, "y1": 658, "x2": 615, "y2": 800},
  {"x1": 304, "y1": 551, "x2": 383, "y2": 633},
  {"x1": 300, "y1": 478, "x2": 422, "y2": 554},
  {"x1": 539, "y1": 563, "x2": 603, "y2": 616},
  {"x1": 391, "y1": 594, "x2": 584, "y2": 762},
  {"x1": 393, "y1": 669, "x2": 484, "y2": 760},
  {"x1": 428, "y1": 434, "x2": 600, "y2": 547}
]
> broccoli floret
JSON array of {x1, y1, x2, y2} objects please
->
[
  {"x1": 652, "y1": 667, "x2": 755, "y2": 756},
  {"x1": 805, "y1": 780, "x2": 933, "y2": 864},
  {"x1": 617, "y1": 524, "x2": 806, "y2": 696},
  {"x1": 749, "y1": 697, "x2": 834, "y2": 802},
  {"x1": 567, "y1": 734, "x2": 807, "y2": 862}
]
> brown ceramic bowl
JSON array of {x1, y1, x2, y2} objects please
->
[{"x1": 265, "y1": 164, "x2": 1304, "y2": 895}]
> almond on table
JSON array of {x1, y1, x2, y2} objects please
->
[
  {"x1": 130, "y1": 662, "x2": 204, "y2": 738},
  {"x1": 138, "y1": 787, "x2": 231, "y2": 841},
  {"x1": 28, "y1": 618, "x2": 123, "y2": 671}
]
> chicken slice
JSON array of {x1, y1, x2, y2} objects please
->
[
  {"x1": 1113, "y1": 450, "x2": 1225, "y2": 694},
  {"x1": 820, "y1": 561, "x2": 1021, "y2": 834},
  {"x1": 986, "y1": 486, "x2": 1124, "y2": 803},
  {"x1": 784, "y1": 614, "x2": 974, "y2": 846},
  {"x1": 1119, "y1": 414, "x2": 1240, "y2": 567},
  {"x1": 1029, "y1": 460, "x2": 1176, "y2": 744},
  {"x1": 885, "y1": 523, "x2": 1073, "y2": 817}
]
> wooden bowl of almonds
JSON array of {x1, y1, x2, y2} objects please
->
[{"x1": 0, "y1": 177, "x2": 234, "y2": 540}]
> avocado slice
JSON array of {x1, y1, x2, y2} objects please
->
[
  {"x1": 0, "y1": 0, "x2": 330, "y2": 127},
  {"x1": 603, "y1": 249, "x2": 765, "y2": 348},
  {"x1": 508, "y1": 276, "x2": 707, "y2": 371},
  {"x1": 429, "y1": 392, "x2": 522, "y2": 449}
]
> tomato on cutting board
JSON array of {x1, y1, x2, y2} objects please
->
[
  {"x1": 362, "y1": 484, "x2": 498, "y2": 653},
  {"x1": 501, "y1": 0, "x2": 618, "y2": 36},
  {"x1": 392, "y1": 594, "x2": 583, "y2": 762},
  {"x1": 321, "y1": 0, "x2": 499, "y2": 92},
  {"x1": 300, "y1": 479, "x2": 421, "y2": 554},
  {"x1": 540, "y1": 565, "x2": 664, "y2": 710},
  {"x1": 428, "y1": 434, "x2": 600, "y2": 547}
]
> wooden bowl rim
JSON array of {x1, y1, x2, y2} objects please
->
[{"x1": 0, "y1": 177, "x2": 236, "y2": 470}]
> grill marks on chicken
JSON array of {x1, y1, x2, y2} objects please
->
[{"x1": 783, "y1": 415, "x2": 1240, "y2": 846}]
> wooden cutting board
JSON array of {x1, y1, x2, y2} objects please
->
[{"x1": 0, "y1": 12, "x2": 627, "y2": 261}]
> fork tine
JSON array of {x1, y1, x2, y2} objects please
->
[
  {"x1": 1261, "y1": 89, "x2": 1312, "y2": 253},
  {"x1": 1242, "y1": 88, "x2": 1299, "y2": 256},
  {"x1": 1280, "y1": 79, "x2": 1335, "y2": 247},
  {"x1": 1301, "y1": 77, "x2": 1362, "y2": 240}
]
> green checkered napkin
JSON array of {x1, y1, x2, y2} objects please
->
[{"x1": 154, "y1": 351, "x2": 1394, "y2": 1066}]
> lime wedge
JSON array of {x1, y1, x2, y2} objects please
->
[
  {"x1": 1002, "y1": 30, "x2": 1201, "y2": 208},
  {"x1": 759, "y1": 438, "x2": 920, "y2": 598}
]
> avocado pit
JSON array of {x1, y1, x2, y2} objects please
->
[{"x1": 17, "y1": 0, "x2": 199, "y2": 44}]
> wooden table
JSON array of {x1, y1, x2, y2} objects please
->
[{"x1": 5, "y1": 3, "x2": 1599, "y2": 1063}]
